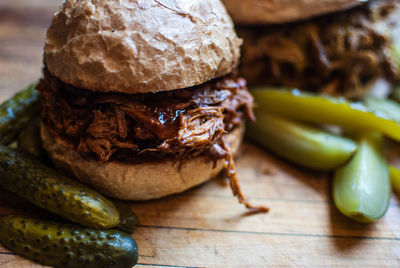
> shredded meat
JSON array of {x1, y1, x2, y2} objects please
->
[
  {"x1": 39, "y1": 69, "x2": 254, "y2": 162},
  {"x1": 221, "y1": 138, "x2": 269, "y2": 213},
  {"x1": 39, "y1": 69, "x2": 268, "y2": 213},
  {"x1": 239, "y1": 0, "x2": 400, "y2": 99}
]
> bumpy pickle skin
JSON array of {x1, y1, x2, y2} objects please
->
[
  {"x1": 247, "y1": 111, "x2": 357, "y2": 170},
  {"x1": 251, "y1": 89, "x2": 400, "y2": 141},
  {"x1": 333, "y1": 132, "x2": 391, "y2": 223},
  {"x1": 0, "y1": 187, "x2": 65, "y2": 221},
  {"x1": 0, "y1": 84, "x2": 40, "y2": 145},
  {"x1": 0, "y1": 146, "x2": 120, "y2": 229},
  {"x1": 389, "y1": 165, "x2": 400, "y2": 194},
  {"x1": 0, "y1": 215, "x2": 138, "y2": 268}
]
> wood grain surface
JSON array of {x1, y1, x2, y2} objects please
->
[{"x1": 0, "y1": 1, "x2": 400, "y2": 267}]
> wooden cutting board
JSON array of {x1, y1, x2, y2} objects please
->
[{"x1": 0, "y1": 1, "x2": 399, "y2": 267}]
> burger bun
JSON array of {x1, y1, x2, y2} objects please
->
[
  {"x1": 222, "y1": 0, "x2": 365, "y2": 24},
  {"x1": 41, "y1": 124, "x2": 244, "y2": 200},
  {"x1": 44, "y1": 0, "x2": 241, "y2": 94}
]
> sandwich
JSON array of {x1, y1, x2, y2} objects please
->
[
  {"x1": 222, "y1": 0, "x2": 400, "y2": 98},
  {"x1": 38, "y1": 0, "x2": 267, "y2": 211}
]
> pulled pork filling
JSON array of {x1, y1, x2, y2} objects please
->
[
  {"x1": 39, "y1": 69, "x2": 254, "y2": 163},
  {"x1": 239, "y1": 0, "x2": 400, "y2": 98},
  {"x1": 39, "y1": 69, "x2": 268, "y2": 212},
  {"x1": 39, "y1": 69, "x2": 269, "y2": 212}
]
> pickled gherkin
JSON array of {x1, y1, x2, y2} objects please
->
[
  {"x1": 0, "y1": 215, "x2": 138, "y2": 268},
  {"x1": 111, "y1": 199, "x2": 139, "y2": 234},
  {"x1": 0, "y1": 146, "x2": 120, "y2": 229},
  {"x1": 333, "y1": 132, "x2": 391, "y2": 223},
  {"x1": 0, "y1": 187, "x2": 65, "y2": 221},
  {"x1": 0, "y1": 84, "x2": 40, "y2": 145},
  {"x1": 0, "y1": 177, "x2": 137, "y2": 233},
  {"x1": 251, "y1": 89, "x2": 400, "y2": 141},
  {"x1": 247, "y1": 111, "x2": 357, "y2": 170}
]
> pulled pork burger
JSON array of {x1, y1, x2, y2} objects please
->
[
  {"x1": 38, "y1": 0, "x2": 267, "y2": 211},
  {"x1": 222, "y1": 0, "x2": 400, "y2": 98}
]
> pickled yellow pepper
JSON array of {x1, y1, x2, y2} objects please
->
[
  {"x1": 389, "y1": 165, "x2": 400, "y2": 194},
  {"x1": 333, "y1": 132, "x2": 391, "y2": 223},
  {"x1": 247, "y1": 111, "x2": 357, "y2": 170},
  {"x1": 252, "y1": 89, "x2": 400, "y2": 141}
]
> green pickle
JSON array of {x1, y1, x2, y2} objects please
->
[
  {"x1": 247, "y1": 111, "x2": 357, "y2": 170},
  {"x1": 0, "y1": 215, "x2": 138, "y2": 268},
  {"x1": 0, "y1": 145, "x2": 120, "y2": 229},
  {"x1": 251, "y1": 89, "x2": 400, "y2": 141},
  {"x1": 389, "y1": 165, "x2": 400, "y2": 194},
  {"x1": 111, "y1": 199, "x2": 139, "y2": 234},
  {"x1": 0, "y1": 187, "x2": 66, "y2": 222},
  {"x1": 333, "y1": 132, "x2": 391, "y2": 223},
  {"x1": 0, "y1": 187, "x2": 138, "y2": 233},
  {"x1": 0, "y1": 84, "x2": 40, "y2": 145}
]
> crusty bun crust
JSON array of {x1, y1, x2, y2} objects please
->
[
  {"x1": 222, "y1": 0, "x2": 364, "y2": 24},
  {"x1": 44, "y1": 0, "x2": 241, "y2": 94},
  {"x1": 41, "y1": 124, "x2": 244, "y2": 200}
]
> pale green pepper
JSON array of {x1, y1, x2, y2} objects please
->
[
  {"x1": 333, "y1": 132, "x2": 391, "y2": 223},
  {"x1": 252, "y1": 89, "x2": 400, "y2": 141},
  {"x1": 364, "y1": 97, "x2": 400, "y2": 123},
  {"x1": 247, "y1": 111, "x2": 357, "y2": 170}
]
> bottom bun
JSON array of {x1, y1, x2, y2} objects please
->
[{"x1": 41, "y1": 124, "x2": 244, "y2": 200}]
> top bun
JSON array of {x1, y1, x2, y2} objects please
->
[
  {"x1": 222, "y1": 0, "x2": 365, "y2": 24},
  {"x1": 44, "y1": 0, "x2": 241, "y2": 94}
]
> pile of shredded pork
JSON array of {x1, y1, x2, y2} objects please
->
[
  {"x1": 39, "y1": 69, "x2": 255, "y2": 162},
  {"x1": 239, "y1": 0, "x2": 400, "y2": 98},
  {"x1": 39, "y1": 69, "x2": 269, "y2": 212}
]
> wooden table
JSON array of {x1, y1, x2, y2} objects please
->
[{"x1": 1, "y1": 1, "x2": 400, "y2": 267}]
